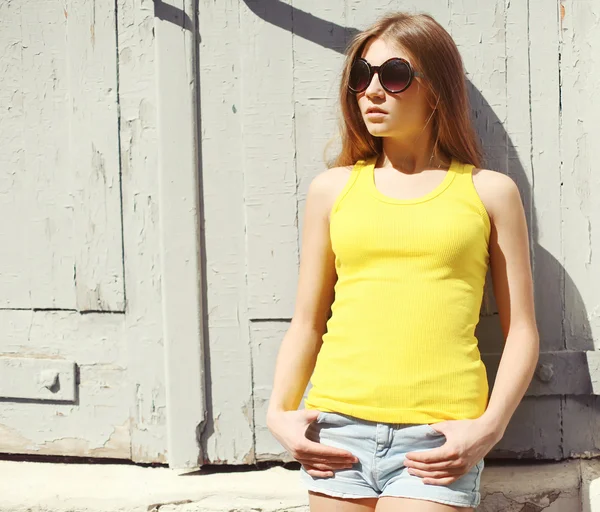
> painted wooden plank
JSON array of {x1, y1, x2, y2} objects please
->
[
  {"x1": 242, "y1": 0, "x2": 299, "y2": 320},
  {"x1": 528, "y1": 0, "x2": 564, "y2": 352},
  {"x1": 558, "y1": 0, "x2": 600, "y2": 461},
  {"x1": 0, "y1": 0, "x2": 31, "y2": 308},
  {"x1": 484, "y1": 351, "x2": 600, "y2": 397},
  {"x1": 117, "y1": 0, "x2": 169, "y2": 464},
  {"x1": 563, "y1": 395, "x2": 600, "y2": 458},
  {"x1": 492, "y1": 396, "x2": 562, "y2": 460},
  {"x1": 476, "y1": 0, "x2": 533, "y2": 347},
  {"x1": 449, "y1": 0, "x2": 508, "y2": 188},
  {"x1": 292, "y1": 1, "x2": 348, "y2": 240},
  {"x1": 0, "y1": 0, "x2": 124, "y2": 312},
  {"x1": 526, "y1": 0, "x2": 566, "y2": 464},
  {"x1": 0, "y1": 310, "x2": 131, "y2": 458},
  {"x1": 251, "y1": 321, "x2": 292, "y2": 461},
  {"x1": 154, "y1": 0, "x2": 207, "y2": 469},
  {"x1": 0, "y1": 356, "x2": 76, "y2": 402},
  {"x1": 66, "y1": 0, "x2": 125, "y2": 312},
  {"x1": 0, "y1": 0, "x2": 75, "y2": 309},
  {"x1": 560, "y1": 0, "x2": 600, "y2": 351},
  {"x1": 198, "y1": 0, "x2": 255, "y2": 464},
  {"x1": 0, "y1": 310, "x2": 125, "y2": 365}
]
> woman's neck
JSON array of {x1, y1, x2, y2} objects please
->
[{"x1": 378, "y1": 135, "x2": 449, "y2": 174}]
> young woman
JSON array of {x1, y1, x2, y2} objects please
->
[{"x1": 266, "y1": 11, "x2": 539, "y2": 512}]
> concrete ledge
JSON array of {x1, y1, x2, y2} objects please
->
[
  {"x1": 0, "y1": 461, "x2": 308, "y2": 512},
  {"x1": 0, "y1": 458, "x2": 598, "y2": 511},
  {"x1": 480, "y1": 459, "x2": 581, "y2": 511}
]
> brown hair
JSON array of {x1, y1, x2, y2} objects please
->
[{"x1": 328, "y1": 12, "x2": 483, "y2": 169}]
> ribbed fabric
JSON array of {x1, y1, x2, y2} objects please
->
[{"x1": 304, "y1": 155, "x2": 491, "y2": 424}]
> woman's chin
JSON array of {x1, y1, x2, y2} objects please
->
[{"x1": 366, "y1": 123, "x2": 392, "y2": 137}]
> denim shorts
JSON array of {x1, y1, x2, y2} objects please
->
[{"x1": 300, "y1": 411, "x2": 484, "y2": 508}]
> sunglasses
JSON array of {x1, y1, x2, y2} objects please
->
[{"x1": 348, "y1": 57, "x2": 425, "y2": 94}]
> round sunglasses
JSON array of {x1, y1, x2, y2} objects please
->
[{"x1": 348, "y1": 57, "x2": 425, "y2": 94}]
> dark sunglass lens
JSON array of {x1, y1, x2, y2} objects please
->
[
  {"x1": 381, "y1": 59, "x2": 411, "y2": 92},
  {"x1": 349, "y1": 60, "x2": 370, "y2": 91}
]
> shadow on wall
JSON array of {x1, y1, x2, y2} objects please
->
[
  {"x1": 238, "y1": 0, "x2": 594, "y2": 395},
  {"x1": 159, "y1": 0, "x2": 592, "y2": 463}
]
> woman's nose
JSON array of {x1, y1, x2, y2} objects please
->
[{"x1": 365, "y1": 71, "x2": 385, "y2": 97}]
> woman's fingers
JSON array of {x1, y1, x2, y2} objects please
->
[
  {"x1": 301, "y1": 464, "x2": 336, "y2": 478},
  {"x1": 298, "y1": 459, "x2": 355, "y2": 470},
  {"x1": 297, "y1": 438, "x2": 358, "y2": 464}
]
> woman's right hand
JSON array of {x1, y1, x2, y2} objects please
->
[{"x1": 267, "y1": 408, "x2": 359, "y2": 478}]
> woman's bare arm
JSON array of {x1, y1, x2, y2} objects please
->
[
  {"x1": 265, "y1": 165, "x2": 357, "y2": 478},
  {"x1": 267, "y1": 165, "x2": 351, "y2": 418},
  {"x1": 474, "y1": 168, "x2": 540, "y2": 439}
]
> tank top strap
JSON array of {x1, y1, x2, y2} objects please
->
[
  {"x1": 351, "y1": 155, "x2": 379, "y2": 188},
  {"x1": 449, "y1": 160, "x2": 492, "y2": 240},
  {"x1": 330, "y1": 156, "x2": 377, "y2": 215}
]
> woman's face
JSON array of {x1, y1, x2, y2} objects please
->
[{"x1": 356, "y1": 37, "x2": 433, "y2": 140}]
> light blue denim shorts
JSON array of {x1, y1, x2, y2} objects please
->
[{"x1": 300, "y1": 411, "x2": 484, "y2": 508}]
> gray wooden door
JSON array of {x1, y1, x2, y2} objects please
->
[
  {"x1": 0, "y1": 0, "x2": 133, "y2": 459},
  {"x1": 199, "y1": 0, "x2": 600, "y2": 464},
  {"x1": 0, "y1": 0, "x2": 207, "y2": 468}
]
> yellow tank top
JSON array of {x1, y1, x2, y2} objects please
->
[{"x1": 304, "y1": 155, "x2": 491, "y2": 424}]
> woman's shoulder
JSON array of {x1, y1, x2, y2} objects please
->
[
  {"x1": 472, "y1": 167, "x2": 521, "y2": 223},
  {"x1": 308, "y1": 165, "x2": 355, "y2": 198},
  {"x1": 307, "y1": 164, "x2": 356, "y2": 219}
]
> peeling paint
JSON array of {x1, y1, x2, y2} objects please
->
[
  {"x1": 0, "y1": 418, "x2": 131, "y2": 459},
  {"x1": 1, "y1": 0, "x2": 599, "y2": 472},
  {"x1": 481, "y1": 489, "x2": 563, "y2": 511}
]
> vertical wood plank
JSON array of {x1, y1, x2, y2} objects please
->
[
  {"x1": 154, "y1": 0, "x2": 207, "y2": 469},
  {"x1": 118, "y1": 0, "x2": 169, "y2": 464},
  {"x1": 559, "y1": 0, "x2": 600, "y2": 460},
  {"x1": 449, "y1": 0, "x2": 507, "y2": 173},
  {"x1": 560, "y1": 0, "x2": 599, "y2": 351},
  {"x1": 251, "y1": 321, "x2": 291, "y2": 461},
  {"x1": 528, "y1": 0, "x2": 564, "y2": 352},
  {"x1": 293, "y1": 1, "x2": 348, "y2": 238},
  {"x1": 475, "y1": 0, "x2": 534, "y2": 348},
  {"x1": 199, "y1": 0, "x2": 255, "y2": 463},
  {"x1": 0, "y1": 0, "x2": 75, "y2": 309},
  {"x1": 242, "y1": 0, "x2": 299, "y2": 320},
  {"x1": 67, "y1": 0, "x2": 125, "y2": 312},
  {"x1": 527, "y1": 0, "x2": 565, "y2": 460},
  {"x1": 0, "y1": 0, "x2": 31, "y2": 308}
]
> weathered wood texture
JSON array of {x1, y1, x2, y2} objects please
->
[
  {"x1": 1, "y1": 0, "x2": 599, "y2": 467},
  {"x1": 198, "y1": 0, "x2": 600, "y2": 464},
  {"x1": 0, "y1": 0, "x2": 173, "y2": 466},
  {"x1": 559, "y1": 0, "x2": 600, "y2": 459},
  {"x1": 117, "y1": 0, "x2": 170, "y2": 465},
  {"x1": 0, "y1": 0, "x2": 124, "y2": 311},
  {"x1": 197, "y1": 0, "x2": 255, "y2": 464}
]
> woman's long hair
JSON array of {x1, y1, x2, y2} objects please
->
[{"x1": 329, "y1": 12, "x2": 483, "y2": 169}]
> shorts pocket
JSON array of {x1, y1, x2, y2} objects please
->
[
  {"x1": 471, "y1": 458, "x2": 485, "y2": 493},
  {"x1": 424, "y1": 423, "x2": 445, "y2": 436}
]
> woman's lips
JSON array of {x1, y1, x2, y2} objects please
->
[
  {"x1": 366, "y1": 107, "x2": 387, "y2": 114},
  {"x1": 366, "y1": 111, "x2": 387, "y2": 118}
]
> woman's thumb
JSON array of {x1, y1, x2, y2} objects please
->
[{"x1": 304, "y1": 408, "x2": 321, "y2": 423}]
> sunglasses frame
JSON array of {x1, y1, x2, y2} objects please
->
[{"x1": 348, "y1": 57, "x2": 425, "y2": 94}]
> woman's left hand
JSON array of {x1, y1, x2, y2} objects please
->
[{"x1": 402, "y1": 418, "x2": 502, "y2": 486}]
